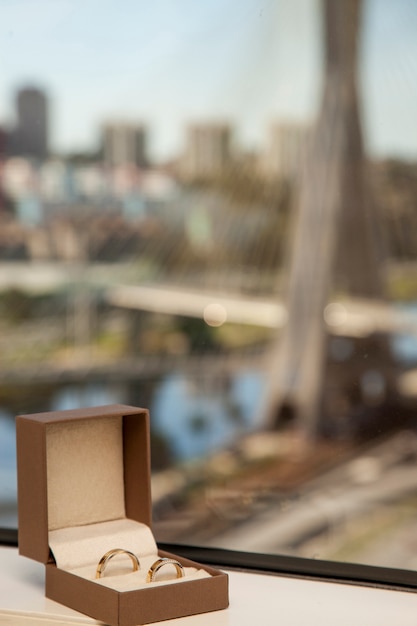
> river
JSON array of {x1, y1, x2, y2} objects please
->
[{"x1": 0, "y1": 369, "x2": 265, "y2": 527}]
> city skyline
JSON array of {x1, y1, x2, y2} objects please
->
[{"x1": 1, "y1": 0, "x2": 417, "y2": 162}]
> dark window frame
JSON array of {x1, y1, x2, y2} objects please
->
[{"x1": 1, "y1": 528, "x2": 416, "y2": 593}]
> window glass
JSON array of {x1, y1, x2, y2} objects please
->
[{"x1": 1, "y1": 0, "x2": 417, "y2": 576}]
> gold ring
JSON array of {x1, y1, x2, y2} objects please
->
[
  {"x1": 146, "y1": 557, "x2": 185, "y2": 583},
  {"x1": 96, "y1": 549, "x2": 140, "y2": 579}
]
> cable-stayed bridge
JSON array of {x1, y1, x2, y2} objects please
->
[{"x1": 1, "y1": 261, "x2": 416, "y2": 338}]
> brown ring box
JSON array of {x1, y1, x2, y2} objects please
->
[{"x1": 16, "y1": 404, "x2": 229, "y2": 625}]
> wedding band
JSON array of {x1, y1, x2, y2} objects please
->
[
  {"x1": 146, "y1": 557, "x2": 185, "y2": 583},
  {"x1": 96, "y1": 549, "x2": 140, "y2": 579}
]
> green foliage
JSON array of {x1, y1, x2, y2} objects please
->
[
  {"x1": 0, "y1": 288, "x2": 34, "y2": 323},
  {"x1": 176, "y1": 317, "x2": 219, "y2": 353}
]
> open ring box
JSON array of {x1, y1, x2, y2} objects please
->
[{"x1": 16, "y1": 404, "x2": 229, "y2": 625}]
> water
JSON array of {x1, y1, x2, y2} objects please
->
[
  {"x1": 2, "y1": 302, "x2": 417, "y2": 528},
  {"x1": 0, "y1": 409, "x2": 17, "y2": 526},
  {"x1": 391, "y1": 302, "x2": 417, "y2": 366},
  {"x1": 0, "y1": 370, "x2": 265, "y2": 527},
  {"x1": 151, "y1": 370, "x2": 264, "y2": 460}
]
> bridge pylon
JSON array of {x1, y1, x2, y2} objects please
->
[{"x1": 263, "y1": 0, "x2": 391, "y2": 439}]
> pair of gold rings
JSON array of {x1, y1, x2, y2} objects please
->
[{"x1": 95, "y1": 549, "x2": 184, "y2": 583}]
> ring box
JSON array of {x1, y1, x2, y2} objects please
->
[{"x1": 16, "y1": 404, "x2": 229, "y2": 625}]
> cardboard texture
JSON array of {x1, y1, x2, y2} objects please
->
[{"x1": 16, "y1": 404, "x2": 229, "y2": 626}]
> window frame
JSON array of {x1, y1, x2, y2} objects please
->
[{"x1": 1, "y1": 528, "x2": 416, "y2": 593}]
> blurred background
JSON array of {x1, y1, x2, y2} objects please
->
[{"x1": 1, "y1": 0, "x2": 417, "y2": 573}]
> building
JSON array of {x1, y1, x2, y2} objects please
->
[
  {"x1": 181, "y1": 123, "x2": 233, "y2": 181},
  {"x1": 101, "y1": 122, "x2": 148, "y2": 168},
  {"x1": 261, "y1": 122, "x2": 309, "y2": 181},
  {"x1": 2, "y1": 158, "x2": 36, "y2": 200},
  {"x1": 11, "y1": 87, "x2": 49, "y2": 160}
]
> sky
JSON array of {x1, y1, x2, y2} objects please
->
[{"x1": 0, "y1": 0, "x2": 417, "y2": 162}]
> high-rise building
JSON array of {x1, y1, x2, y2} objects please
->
[
  {"x1": 262, "y1": 122, "x2": 308, "y2": 181},
  {"x1": 181, "y1": 123, "x2": 233, "y2": 181},
  {"x1": 12, "y1": 87, "x2": 49, "y2": 160},
  {"x1": 101, "y1": 122, "x2": 148, "y2": 167}
]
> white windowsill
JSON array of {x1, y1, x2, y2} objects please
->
[{"x1": 0, "y1": 546, "x2": 416, "y2": 625}]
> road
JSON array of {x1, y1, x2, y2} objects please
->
[{"x1": 204, "y1": 431, "x2": 417, "y2": 571}]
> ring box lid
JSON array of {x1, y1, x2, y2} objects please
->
[{"x1": 16, "y1": 404, "x2": 151, "y2": 565}]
